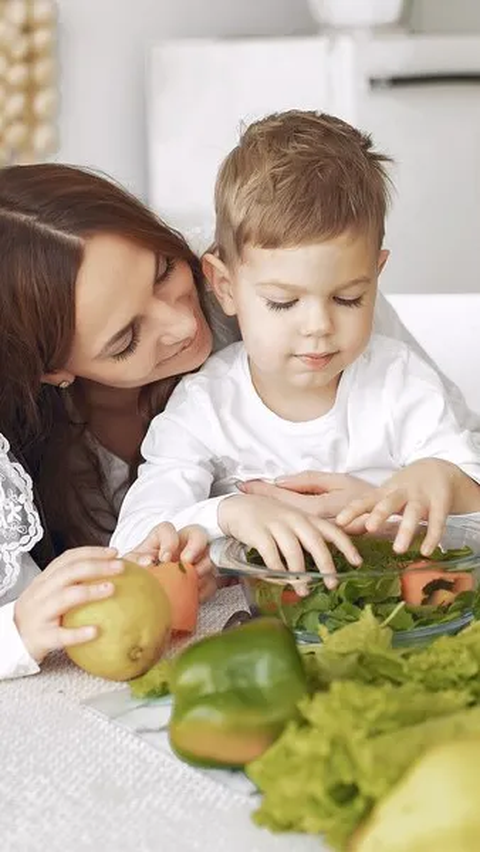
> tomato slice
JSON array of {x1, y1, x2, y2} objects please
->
[
  {"x1": 401, "y1": 560, "x2": 473, "y2": 607},
  {"x1": 149, "y1": 561, "x2": 199, "y2": 634}
]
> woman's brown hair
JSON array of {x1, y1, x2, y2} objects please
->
[{"x1": 0, "y1": 163, "x2": 204, "y2": 563}]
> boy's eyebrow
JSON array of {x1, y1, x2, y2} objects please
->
[{"x1": 256, "y1": 276, "x2": 372, "y2": 292}]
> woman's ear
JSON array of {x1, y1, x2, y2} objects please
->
[
  {"x1": 202, "y1": 253, "x2": 237, "y2": 316},
  {"x1": 41, "y1": 370, "x2": 75, "y2": 389}
]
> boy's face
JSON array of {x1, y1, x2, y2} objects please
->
[{"x1": 207, "y1": 232, "x2": 388, "y2": 403}]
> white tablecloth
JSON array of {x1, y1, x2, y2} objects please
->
[{"x1": 0, "y1": 587, "x2": 326, "y2": 852}]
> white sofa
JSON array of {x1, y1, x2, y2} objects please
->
[{"x1": 386, "y1": 293, "x2": 480, "y2": 415}]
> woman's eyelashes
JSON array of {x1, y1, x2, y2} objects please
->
[
  {"x1": 111, "y1": 257, "x2": 177, "y2": 362},
  {"x1": 112, "y1": 322, "x2": 141, "y2": 362},
  {"x1": 155, "y1": 256, "x2": 175, "y2": 285}
]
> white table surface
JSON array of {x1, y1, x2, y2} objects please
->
[{"x1": 0, "y1": 586, "x2": 327, "y2": 852}]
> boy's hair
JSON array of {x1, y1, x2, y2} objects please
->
[{"x1": 214, "y1": 110, "x2": 392, "y2": 264}]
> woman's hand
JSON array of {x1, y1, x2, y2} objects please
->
[
  {"x1": 218, "y1": 494, "x2": 361, "y2": 589},
  {"x1": 239, "y1": 471, "x2": 375, "y2": 528},
  {"x1": 125, "y1": 522, "x2": 217, "y2": 602},
  {"x1": 14, "y1": 546, "x2": 124, "y2": 664}
]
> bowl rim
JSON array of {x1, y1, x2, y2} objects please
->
[{"x1": 210, "y1": 521, "x2": 480, "y2": 584}]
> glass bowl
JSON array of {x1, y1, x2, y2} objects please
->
[{"x1": 209, "y1": 520, "x2": 480, "y2": 647}]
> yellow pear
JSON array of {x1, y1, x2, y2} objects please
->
[
  {"x1": 62, "y1": 560, "x2": 171, "y2": 681},
  {"x1": 352, "y1": 738, "x2": 480, "y2": 852}
]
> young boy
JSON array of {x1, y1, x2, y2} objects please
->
[{"x1": 111, "y1": 110, "x2": 480, "y2": 576}]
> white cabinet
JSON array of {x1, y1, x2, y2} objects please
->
[{"x1": 147, "y1": 33, "x2": 480, "y2": 293}]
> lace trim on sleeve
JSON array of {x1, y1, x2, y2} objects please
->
[{"x1": 0, "y1": 435, "x2": 43, "y2": 599}]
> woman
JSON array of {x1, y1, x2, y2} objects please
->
[{"x1": 0, "y1": 162, "x2": 477, "y2": 677}]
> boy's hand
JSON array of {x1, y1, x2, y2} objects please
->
[
  {"x1": 218, "y1": 494, "x2": 362, "y2": 589},
  {"x1": 336, "y1": 459, "x2": 476, "y2": 556},
  {"x1": 14, "y1": 547, "x2": 124, "y2": 664},
  {"x1": 125, "y1": 522, "x2": 216, "y2": 601}
]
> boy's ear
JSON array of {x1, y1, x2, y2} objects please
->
[
  {"x1": 377, "y1": 249, "x2": 390, "y2": 275},
  {"x1": 202, "y1": 253, "x2": 237, "y2": 316}
]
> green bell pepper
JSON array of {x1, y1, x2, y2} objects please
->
[{"x1": 168, "y1": 617, "x2": 308, "y2": 768}]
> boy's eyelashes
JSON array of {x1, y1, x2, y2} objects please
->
[
  {"x1": 264, "y1": 295, "x2": 365, "y2": 312},
  {"x1": 333, "y1": 295, "x2": 364, "y2": 308},
  {"x1": 265, "y1": 298, "x2": 298, "y2": 312}
]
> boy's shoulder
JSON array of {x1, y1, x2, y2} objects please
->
[
  {"x1": 195, "y1": 341, "x2": 245, "y2": 380},
  {"x1": 361, "y1": 333, "x2": 443, "y2": 390},
  {"x1": 363, "y1": 333, "x2": 423, "y2": 370}
]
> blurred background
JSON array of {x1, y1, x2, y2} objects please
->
[
  {"x1": 49, "y1": 0, "x2": 480, "y2": 299},
  {"x1": 4, "y1": 0, "x2": 480, "y2": 303}
]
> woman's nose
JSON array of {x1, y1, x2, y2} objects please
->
[{"x1": 153, "y1": 301, "x2": 198, "y2": 346}]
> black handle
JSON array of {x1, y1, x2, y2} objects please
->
[{"x1": 370, "y1": 72, "x2": 480, "y2": 89}]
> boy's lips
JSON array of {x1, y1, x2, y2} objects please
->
[{"x1": 296, "y1": 351, "x2": 337, "y2": 369}]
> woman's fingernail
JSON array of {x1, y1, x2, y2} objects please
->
[
  {"x1": 181, "y1": 550, "x2": 193, "y2": 562},
  {"x1": 82, "y1": 626, "x2": 97, "y2": 640},
  {"x1": 159, "y1": 551, "x2": 171, "y2": 563},
  {"x1": 136, "y1": 555, "x2": 153, "y2": 567},
  {"x1": 110, "y1": 560, "x2": 124, "y2": 572},
  {"x1": 97, "y1": 582, "x2": 114, "y2": 594}
]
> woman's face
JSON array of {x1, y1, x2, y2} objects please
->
[{"x1": 66, "y1": 233, "x2": 213, "y2": 388}]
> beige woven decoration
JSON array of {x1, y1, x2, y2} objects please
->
[{"x1": 0, "y1": 0, "x2": 57, "y2": 164}]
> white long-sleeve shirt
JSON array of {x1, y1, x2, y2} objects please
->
[
  {"x1": 4, "y1": 292, "x2": 480, "y2": 680},
  {"x1": 0, "y1": 553, "x2": 41, "y2": 679},
  {"x1": 111, "y1": 334, "x2": 480, "y2": 555}
]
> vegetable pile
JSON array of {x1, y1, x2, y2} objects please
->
[
  {"x1": 248, "y1": 609, "x2": 480, "y2": 849},
  {"x1": 130, "y1": 609, "x2": 480, "y2": 850},
  {"x1": 246, "y1": 536, "x2": 478, "y2": 634}
]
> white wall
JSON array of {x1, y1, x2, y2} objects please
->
[
  {"x1": 56, "y1": 0, "x2": 480, "y2": 199},
  {"x1": 55, "y1": 0, "x2": 314, "y2": 198}
]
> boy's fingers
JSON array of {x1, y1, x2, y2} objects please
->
[
  {"x1": 193, "y1": 553, "x2": 215, "y2": 578},
  {"x1": 179, "y1": 525, "x2": 209, "y2": 563},
  {"x1": 318, "y1": 521, "x2": 362, "y2": 568},
  {"x1": 129, "y1": 522, "x2": 179, "y2": 563},
  {"x1": 253, "y1": 533, "x2": 285, "y2": 574},
  {"x1": 420, "y1": 499, "x2": 449, "y2": 556},
  {"x1": 269, "y1": 525, "x2": 306, "y2": 575},
  {"x1": 337, "y1": 494, "x2": 376, "y2": 526},
  {"x1": 295, "y1": 525, "x2": 337, "y2": 591},
  {"x1": 393, "y1": 500, "x2": 425, "y2": 553},
  {"x1": 198, "y1": 573, "x2": 218, "y2": 602},
  {"x1": 365, "y1": 492, "x2": 404, "y2": 533}
]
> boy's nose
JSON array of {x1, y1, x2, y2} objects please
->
[{"x1": 301, "y1": 306, "x2": 334, "y2": 336}]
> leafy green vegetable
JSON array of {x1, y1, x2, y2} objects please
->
[
  {"x1": 247, "y1": 612, "x2": 480, "y2": 850},
  {"x1": 129, "y1": 658, "x2": 172, "y2": 699},
  {"x1": 247, "y1": 536, "x2": 476, "y2": 636}
]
